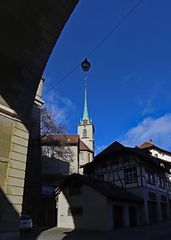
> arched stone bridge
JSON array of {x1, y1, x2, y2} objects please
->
[{"x1": 0, "y1": 0, "x2": 78, "y2": 236}]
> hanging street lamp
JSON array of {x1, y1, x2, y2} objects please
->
[{"x1": 81, "y1": 58, "x2": 91, "y2": 72}]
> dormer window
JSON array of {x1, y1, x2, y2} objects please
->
[{"x1": 83, "y1": 128, "x2": 87, "y2": 138}]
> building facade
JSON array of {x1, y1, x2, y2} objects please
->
[
  {"x1": 41, "y1": 134, "x2": 93, "y2": 175},
  {"x1": 83, "y1": 141, "x2": 171, "y2": 225},
  {"x1": 56, "y1": 141, "x2": 171, "y2": 231},
  {"x1": 57, "y1": 174, "x2": 142, "y2": 230}
]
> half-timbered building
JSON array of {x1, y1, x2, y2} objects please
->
[{"x1": 83, "y1": 141, "x2": 171, "y2": 225}]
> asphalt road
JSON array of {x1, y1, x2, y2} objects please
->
[{"x1": 19, "y1": 221, "x2": 171, "y2": 240}]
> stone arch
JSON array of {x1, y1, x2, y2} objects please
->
[{"x1": 0, "y1": 0, "x2": 79, "y2": 235}]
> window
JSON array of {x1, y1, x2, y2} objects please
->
[
  {"x1": 79, "y1": 152, "x2": 83, "y2": 161},
  {"x1": 83, "y1": 128, "x2": 87, "y2": 138},
  {"x1": 69, "y1": 185, "x2": 81, "y2": 196},
  {"x1": 159, "y1": 177, "x2": 165, "y2": 189},
  {"x1": 68, "y1": 207, "x2": 83, "y2": 216},
  {"x1": 63, "y1": 148, "x2": 72, "y2": 161},
  {"x1": 124, "y1": 167, "x2": 137, "y2": 183},
  {"x1": 88, "y1": 153, "x2": 90, "y2": 162},
  {"x1": 167, "y1": 181, "x2": 171, "y2": 191},
  {"x1": 146, "y1": 171, "x2": 155, "y2": 185}
]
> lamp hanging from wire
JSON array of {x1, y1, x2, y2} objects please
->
[{"x1": 81, "y1": 58, "x2": 91, "y2": 72}]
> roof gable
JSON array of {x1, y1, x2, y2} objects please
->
[
  {"x1": 83, "y1": 141, "x2": 170, "y2": 173},
  {"x1": 56, "y1": 174, "x2": 142, "y2": 203},
  {"x1": 79, "y1": 140, "x2": 92, "y2": 152},
  {"x1": 95, "y1": 141, "x2": 125, "y2": 158}
]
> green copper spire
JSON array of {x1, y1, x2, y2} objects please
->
[{"x1": 82, "y1": 77, "x2": 90, "y2": 122}]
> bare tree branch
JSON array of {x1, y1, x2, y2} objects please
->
[{"x1": 40, "y1": 107, "x2": 67, "y2": 157}]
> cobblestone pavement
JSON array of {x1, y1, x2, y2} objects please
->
[{"x1": 15, "y1": 221, "x2": 171, "y2": 240}]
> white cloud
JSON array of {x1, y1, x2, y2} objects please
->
[
  {"x1": 120, "y1": 114, "x2": 171, "y2": 150},
  {"x1": 43, "y1": 90, "x2": 75, "y2": 125},
  {"x1": 140, "y1": 98, "x2": 155, "y2": 116}
]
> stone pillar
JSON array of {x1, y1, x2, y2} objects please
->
[{"x1": 123, "y1": 206, "x2": 129, "y2": 227}]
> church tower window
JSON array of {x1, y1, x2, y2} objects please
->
[{"x1": 83, "y1": 128, "x2": 87, "y2": 138}]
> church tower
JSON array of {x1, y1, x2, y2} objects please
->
[{"x1": 77, "y1": 78, "x2": 94, "y2": 153}]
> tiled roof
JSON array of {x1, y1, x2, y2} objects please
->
[
  {"x1": 56, "y1": 173, "x2": 142, "y2": 203},
  {"x1": 139, "y1": 141, "x2": 154, "y2": 149},
  {"x1": 41, "y1": 134, "x2": 92, "y2": 152},
  {"x1": 65, "y1": 135, "x2": 79, "y2": 145},
  {"x1": 139, "y1": 141, "x2": 171, "y2": 155},
  {"x1": 41, "y1": 134, "x2": 79, "y2": 145},
  {"x1": 79, "y1": 140, "x2": 92, "y2": 152}
]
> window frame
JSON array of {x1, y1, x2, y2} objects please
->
[
  {"x1": 68, "y1": 207, "x2": 83, "y2": 216},
  {"x1": 83, "y1": 128, "x2": 87, "y2": 138},
  {"x1": 146, "y1": 171, "x2": 155, "y2": 185},
  {"x1": 124, "y1": 167, "x2": 137, "y2": 184}
]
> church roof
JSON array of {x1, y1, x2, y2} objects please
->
[
  {"x1": 79, "y1": 140, "x2": 92, "y2": 152},
  {"x1": 41, "y1": 134, "x2": 92, "y2": 152},
  {"x1": 82, "y1": 88, "x2": 89, "y2": 122},
  {"x1": 56, "y1": 173, "x2": 142, "y2": 203},
  {"x1": 81, "y1": 77, "x2": 90, "y2": 123}
]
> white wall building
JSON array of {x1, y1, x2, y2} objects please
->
[
  {"x1": 139, "y1": 140, "x2": 171, "y2": 163},
  {"x1": 56, "y1": 174, "x2": 142, "y2": 230}
]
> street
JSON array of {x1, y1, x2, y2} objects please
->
[{"x1": 18, "y1": 221, "x2": 171, "y2": 240}]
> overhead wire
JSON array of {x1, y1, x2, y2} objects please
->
[{"x1": 44, "y1": 0, "x2": 144, "y2": 97}]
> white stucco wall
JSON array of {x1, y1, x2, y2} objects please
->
[
  {"x1": 67, "y1": 146, "x2": 78, "y2": 174},
  {"x1": 150, "y1": 149, "x2": 171, "y2": 162},
  {"x1": 57, "y1": 184, "x2": 108, "y2": 230},
  {"x1": 77, "y1": 123, "x2": 94, "y2": 151}
]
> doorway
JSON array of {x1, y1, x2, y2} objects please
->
[
  {"x1": 129, "y1": 206, "x2": 137, "y2": 226},
  {"x1": 113, "y1": 205, "x2": 123, "y2": 229}
]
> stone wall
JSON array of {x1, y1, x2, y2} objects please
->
[{"x1": 0, "y1": 112, "x2": 29, "y2": 232}]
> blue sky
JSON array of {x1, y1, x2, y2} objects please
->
[{"x1": 43, "y1": 0, "x2": 171, "y2": 153}]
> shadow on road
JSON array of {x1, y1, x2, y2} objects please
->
[
  {"x1": 18, "y1": 221, "x2": 171, "y2": 240},
  {"x1": 20, "y1": 227, "x2": 51, "y2": 240}
]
